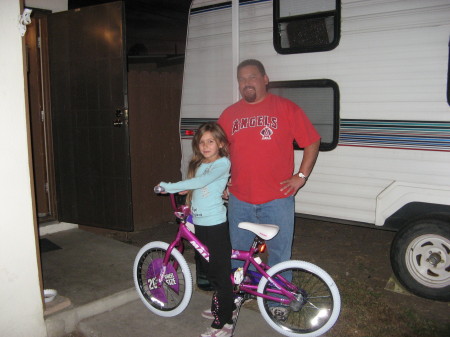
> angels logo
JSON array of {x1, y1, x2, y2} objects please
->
[
  {"x1": 232, "y1": 116, "x2": 278, "y2": 135},
  {"x1": 260, "y1": 126, "x2": 273, "y2": 140}
]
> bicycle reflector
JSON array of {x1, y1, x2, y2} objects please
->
[{"x1": 259, "y1": 243, "x2": 267, "y2": 253}]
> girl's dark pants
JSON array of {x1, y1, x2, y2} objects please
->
[{"x1": 195, "y1": 222, "x2": 234, "y2": 329}]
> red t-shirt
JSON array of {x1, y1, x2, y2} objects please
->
[{"x1": 218, "y1": 93, "x2": 320, "y2": 204}]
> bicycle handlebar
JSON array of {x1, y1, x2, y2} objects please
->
[
  {"x1": 154, "y1": 185, "x2": 165, "y2": 194},
  {"x1": 154, "y1": 185, "x2": 184, "y2": 214}
]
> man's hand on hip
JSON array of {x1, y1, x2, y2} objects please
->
[{"x1": 280, "y1": 175, "x2": 306, "y2": 196}]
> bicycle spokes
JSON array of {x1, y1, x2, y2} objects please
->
[{"x1": 258, "y1": 261, "x2": 340, "y2": 336}]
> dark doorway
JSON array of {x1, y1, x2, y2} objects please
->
[{"x1": 30, "y1": 0, "x2": 188, "y2": 232}]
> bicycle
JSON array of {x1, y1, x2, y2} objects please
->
[{"x1": 133, "y1": 189, "x2": 341, "y2": 337}]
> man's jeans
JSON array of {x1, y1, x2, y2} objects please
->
[{"x1": 228, "y1": 194, "x2": 295, "y2": 270}]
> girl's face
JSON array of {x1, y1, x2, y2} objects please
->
[{"x1": 199, "y1": 131, "x2": 222, "y2": 163}]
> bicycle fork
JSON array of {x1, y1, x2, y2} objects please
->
[{"x1": 156, "y1": 237, "x2": 185, "y2": 287}]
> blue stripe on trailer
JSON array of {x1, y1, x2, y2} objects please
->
[{"x1": 339, "y1": 120, "x2": 450, "y2": 152}]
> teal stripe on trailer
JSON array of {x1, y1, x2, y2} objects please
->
[{"x1": 339, "y1": 120, "x2": 450, "y2": 152}]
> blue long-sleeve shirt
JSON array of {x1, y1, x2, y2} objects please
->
[{"x1": 159, "y1": 157, "x2": 230, "y2": 226}]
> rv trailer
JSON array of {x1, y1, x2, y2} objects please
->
[{"x1": 179, "y1": 0, "x2": 450, "y2": 301}]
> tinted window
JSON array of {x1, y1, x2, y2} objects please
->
[
  {"x1": 274, "y1": 0, "x2": 341, "y2": 54},
  {"x1": 269, "y1": 80, "x2": 339, "y2": 151}
]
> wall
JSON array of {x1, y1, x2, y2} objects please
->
[
  {"x1": 25, "y1": 0, "x2": 67, "y2": 12},
  {"x1": 128, "y1": 63, "x2": 184, "y2": 230},
  {"x1": 0, "y1": 1, "x2": 47, "y2": 336}
]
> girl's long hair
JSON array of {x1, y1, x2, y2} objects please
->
[{"x1": 186, "y1": 122, "x2": 229, "y2": 204}]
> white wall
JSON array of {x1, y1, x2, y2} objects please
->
[
  {"x1": 0, "y1": 0, "x2": 71, "y2": 336},
  {"x1": 25, "y1": 0, "x2": 67, "y2": 12},
  {"x1": 0, "y1": 1, "x2": 47, "y2": 336}
]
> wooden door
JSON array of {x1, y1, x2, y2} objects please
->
[{"x1": 48, "y1": 2, "x2": 133, "y2": 231}]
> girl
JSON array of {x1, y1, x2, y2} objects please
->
[{"x1": 157, "y1": 122, "x2": 234, "y2": 337}]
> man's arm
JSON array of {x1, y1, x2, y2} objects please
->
[{"x1": 279, "y1": 139, "x2": 320, "y2": 196}]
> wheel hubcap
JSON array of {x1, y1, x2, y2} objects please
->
[
  {"x1": 426, "y1": 252, "x2": 442, "y2": 267},
  {"x1": 405, "y1": 234, "x2": 450, "y2": 288}
]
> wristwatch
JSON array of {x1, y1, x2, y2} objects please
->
[{"x1": 298, "y1": 172, "x2": 308, "y2": 181}]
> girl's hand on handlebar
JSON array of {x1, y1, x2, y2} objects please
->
[
  {"x1": 154, "y1": 185, "x2": 167, "y2": 194},
  {"x1": 154, "y1": 185, "x2": 188, "y2": 195}
]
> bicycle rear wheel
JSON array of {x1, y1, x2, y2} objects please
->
[
  {"x1": 257, "y1": 260, "x2": 340, "y2": 337},
  {"x1": 133, "y1": 241, "x2": 193, "y2": 317}
]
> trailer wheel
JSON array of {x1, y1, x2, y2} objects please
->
[{"x1": 390, "y1": 216, "x2": 450, "y2": 301}]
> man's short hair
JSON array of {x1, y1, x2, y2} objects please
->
[{"x1": 237, "y1": 59, "x2": 266, "y2": 76}]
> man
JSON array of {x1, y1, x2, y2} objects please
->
[{"x1": 218, "y1": 59, "x2": 320, "y2": 276}]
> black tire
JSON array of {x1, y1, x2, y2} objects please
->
[{"x1": 390, "y1": 216, "x2": 450, "y2": 301}]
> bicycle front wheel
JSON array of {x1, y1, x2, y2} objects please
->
[
  {"x1": 257, "y1": 260, "x2": 340, "y2": 337},
  {"x1": 133, "y1": 241, "x2": 193, "y2": 317}
]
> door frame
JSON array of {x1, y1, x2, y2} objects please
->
[{"x1": 26, "y1": 8, "x2": 57, "y2": 223}]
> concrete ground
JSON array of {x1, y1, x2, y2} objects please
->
[
  {"x1": 40, "y1": 226, "x2": 283, "y2": 337},
  {"x1": 41, "y1": 218, "x2": 450, "y2": 337}
]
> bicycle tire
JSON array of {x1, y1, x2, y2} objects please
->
[
  {"x1": 257, "y1": 260, "x2": 340, "y2": 337},
  {"x1": 133, "y1": 241, "x2": 193, "y2": 317}
]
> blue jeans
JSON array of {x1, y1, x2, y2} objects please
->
[{"x1": 228, "y1": 194, "x2": 295, "y2": 270}]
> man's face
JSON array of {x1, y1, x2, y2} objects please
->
[{"x1": 237, "y1": 65, "x2": 269, "y2": 103}]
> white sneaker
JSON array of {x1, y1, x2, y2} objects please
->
[
  {"x1": 201, "y1": 308, "x2": 214, "y2": 319},
  {"x1": 200, "y1": 323, "x2": 233, "y2": 337}
]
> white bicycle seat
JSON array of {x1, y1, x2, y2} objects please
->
[{"x1": 238, "y1": 222, "x2": 279, "y2": 240}]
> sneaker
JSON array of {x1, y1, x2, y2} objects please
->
[
  {"x1": 202, "y1": 308, "x2": 238, "y2": 321},
  {"x1": 269, "y1": 306, "x2": 289, "y2": 322},
  {"x1": 201, "y1": 308, "x2": 214, "y2": 319},
  {"x1": 200, "y1": 323, "x2": 233, "y2": 337}
]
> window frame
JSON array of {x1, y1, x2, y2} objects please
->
[
  {"x1": 447, "y1": 41, "x2": 450, "y2": 106},
  {"x1": 273, "y1": 0, "x2": 341, "y2": 54},
  {"x1": 268, "y1": 79, "x2": 340, "y2": 151}
]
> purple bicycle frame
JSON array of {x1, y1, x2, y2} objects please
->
[{"x1": 158, "y1": 195, "x2": 299, "y2": 306}]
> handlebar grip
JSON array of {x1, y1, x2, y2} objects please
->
[{"x1": 154, "y1": 185, "x2": 165, "y2": 194}]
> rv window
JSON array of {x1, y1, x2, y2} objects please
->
[
  {"x1": 273, "y1": 0, "x2": 341, "y2": 54},
  {"x1": 268, "y1": 80, "x2": 339, "y2": 151}
]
